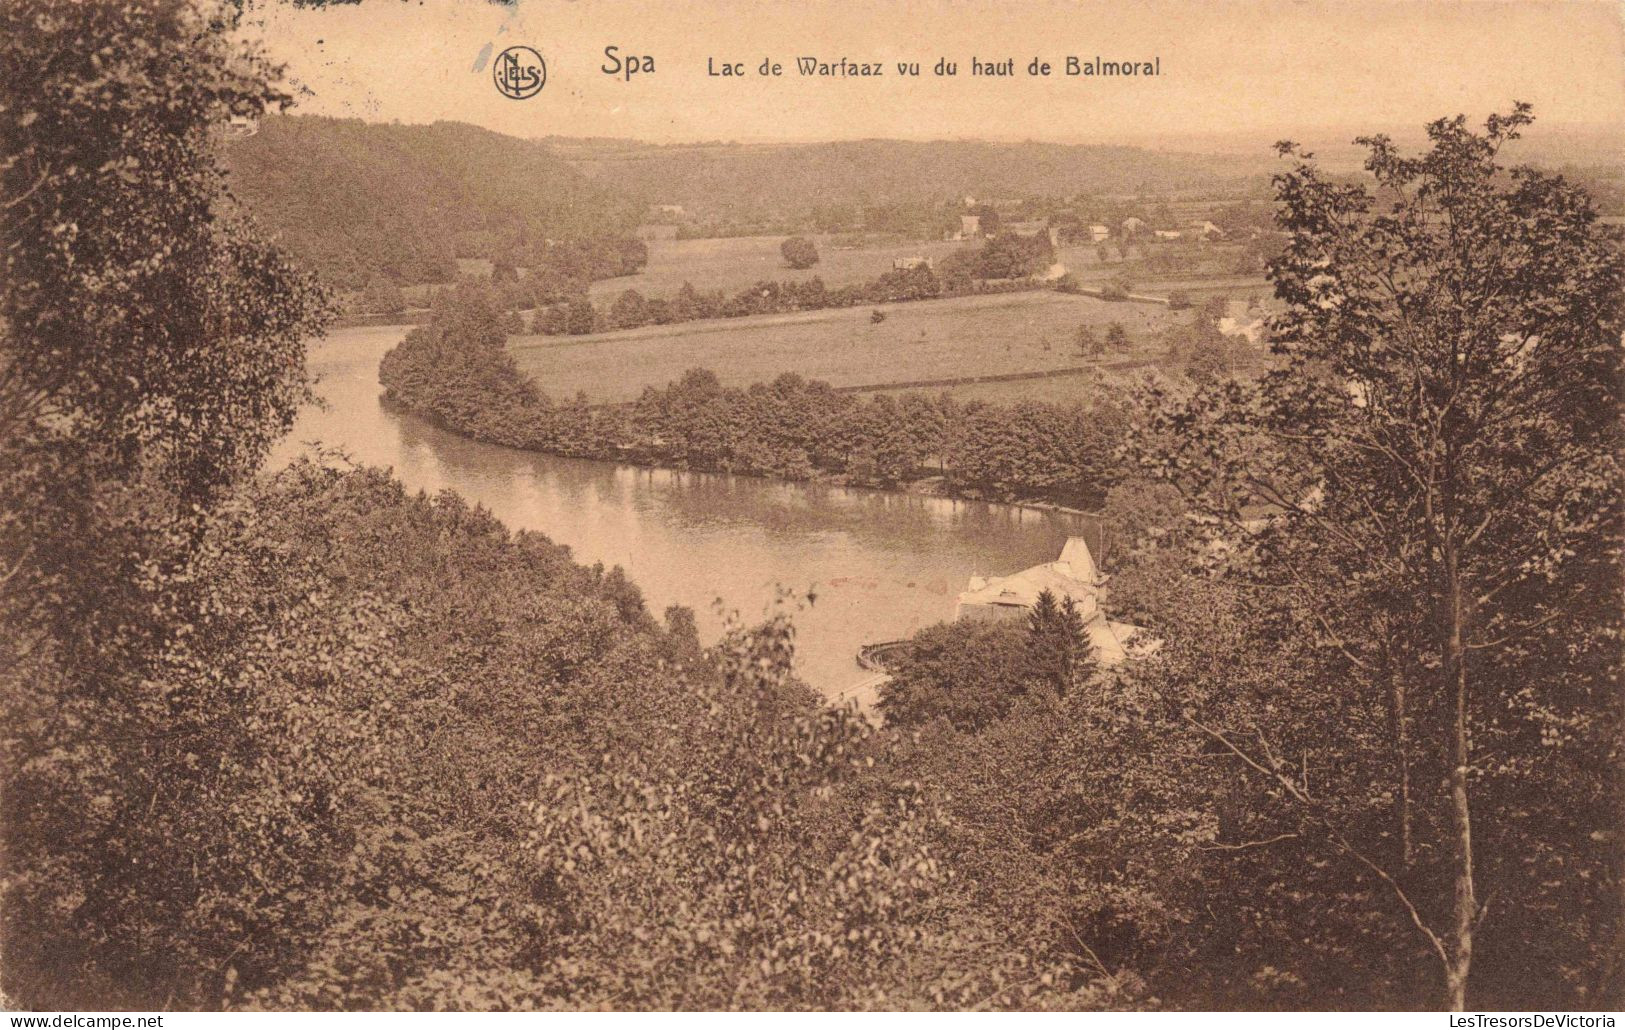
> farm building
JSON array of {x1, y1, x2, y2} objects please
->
[
  {"x1": 219, "y1": 115, "x2": 259, "y2": 139},
  {"x1": 1087, "y1": 224, "x2": 1111, "y2": 243},
  {"x1": 959, "y1": 214, "x2": 983, "y2": 238},
  {"x1": 954, "y1": 537, "x2": 1148, "y2": 663}
]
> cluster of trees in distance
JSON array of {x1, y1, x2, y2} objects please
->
[
  {"x1": 379, "y1": 283, "x2": 1126, "y2": 508},
  {"x1": 532, "y1": 231, "x2": 1057, "y2": 336}
]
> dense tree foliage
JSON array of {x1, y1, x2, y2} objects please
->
[
  {"x1": 877, "y1": 620, "x2": 1035, "y2": 733},
  {"x1": 0, "y1": 5, "x2": 1078, "y2": 1009},
  {"x1": 1161, "y1": 296, "x2": 1262, "y2": 383},
  {"x1": 878, "y1": 591, "x2": 1095, "y2": 733},
  {"x1": 939, "y1": 230, "x2": 1056, "y2": 283},
  {"x1": 359, "y1": 275, "x2": 407, "y2": 316},
  {"x1": 1125, "y1": 106, "x2": 1622, "y2": 1008},
  {"x1": 1, "y1": 0, "x2": 329, "y2": 1003},
  {"x1": 0, "y1": 0, "x2": 331, "y2": 752}
]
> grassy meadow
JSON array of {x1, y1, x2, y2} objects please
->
[{"x1": 508, "y1": 290, "x2": 1182, "y2": 403}]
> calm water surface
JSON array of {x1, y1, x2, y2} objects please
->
[{"x1": 273, "y1": 325, "x2": 1095, "y2": 699}]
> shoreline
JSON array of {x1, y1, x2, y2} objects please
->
[{"x1": 375, "y1": 391, "x2": 1103, "y2": 523}]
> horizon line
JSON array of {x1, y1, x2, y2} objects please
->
[{"x1": 272, "y1": 108, "x2": 1625, "y2": 156}]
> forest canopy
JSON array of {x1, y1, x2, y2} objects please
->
[{"x1": 225, "y1": 115, "x2": 645, "y2": 288}]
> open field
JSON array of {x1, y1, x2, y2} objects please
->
[
  {"x1": 509, "y1": 289, "x2": 1183, "y2": 403},
  {"x1": 586, "y1": 235, "x2": 978, "y2": 302}
]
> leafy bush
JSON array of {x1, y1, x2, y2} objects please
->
[{"x1": 780, "y1": 236, "x2": 820, "y2": 269}]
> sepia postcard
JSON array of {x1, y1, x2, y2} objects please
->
[{"x1": 2, "y1": 0, "x2": 1623, "y2": 1017}]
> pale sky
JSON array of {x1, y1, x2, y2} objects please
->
[{"x1": 242, "y1": 0, "x2": 1625, "y2": 145}]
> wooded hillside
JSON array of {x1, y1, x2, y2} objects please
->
[{"x1": 225, "y1": 116, "x2": 643, "y2": 288}]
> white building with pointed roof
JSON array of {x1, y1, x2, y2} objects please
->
[{"x1": 954, "y1": 537, "x2": 1152, "y2": 663}]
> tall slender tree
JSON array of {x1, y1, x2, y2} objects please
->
[{"x1": 1142, "y1": 105, "x2": 1621, "y2": 1009}]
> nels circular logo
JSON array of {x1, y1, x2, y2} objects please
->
[{"x1": 494, "y1": 46, "x2": 546, "y2": 100}]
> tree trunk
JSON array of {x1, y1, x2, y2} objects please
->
[
  {"x1": 1389, "y1": 661, "x2": 1414, "y2": 866},
  {"x1": 1443, "y1": 544, "x2": 1476, "y2": 1011}
]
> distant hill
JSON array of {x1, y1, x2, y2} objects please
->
[
  {"x1": 225, "y1": 116, "x2": 642, "y2": 289},
  {"x1": 545, "y1": 137, "x2": 1275, "y2": 221},
  {"x1": 223, "y1": 118, "x2": 1621, "y2": 291}
]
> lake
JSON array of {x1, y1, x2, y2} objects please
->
[{"x1": 273, "y1": 324, "x2": 1096, "y2": 702}]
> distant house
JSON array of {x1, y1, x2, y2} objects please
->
[
  {"x1": 959, "y1": 214, "x2": 983, "y2": 238},
  {"x1": 1153, "y1": 229, "x2": 1183, "y2": 240},
  {"x1": 893, "y1": 256, "x2": 934, "y2": 270},
  {"x1": 955, "y1": 537, "x2": 1151, "y2": 664},
  {"x1": 219, "y1": 115, "x2": 259, "y2": 139},
  {"x1": 1088, "y1": 224, "x2": 1111, "y2": 243}
]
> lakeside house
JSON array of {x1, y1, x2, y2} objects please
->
[{"x1": 954, "y1": 537, "x2": 1151, "y2": 663}]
